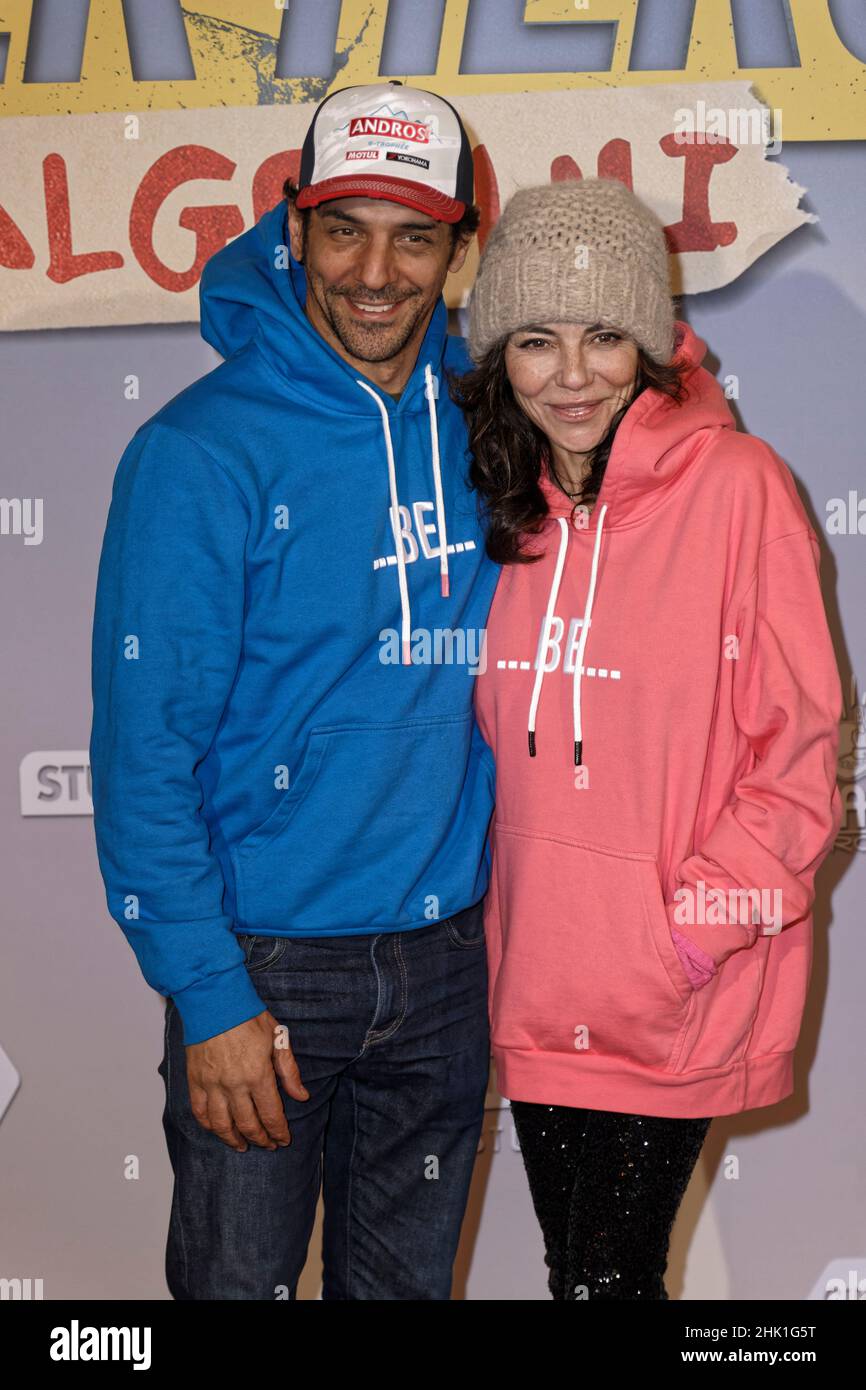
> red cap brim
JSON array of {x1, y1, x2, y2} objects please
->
[{"x1": 295, "y1": 175, "x2": 465, "y2": 224}]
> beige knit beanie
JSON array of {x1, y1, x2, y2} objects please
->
[{"x1": 467, "y1": 178, "x2": 675, "y2": 365}]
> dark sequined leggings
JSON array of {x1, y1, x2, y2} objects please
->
[{"x1": 509, "y1": 1101, "x2": 713, "y2": 1301}]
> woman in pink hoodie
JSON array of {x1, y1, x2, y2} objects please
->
[{"x1": 452, "y1": 179, "x2": 842, "y2": 1300}]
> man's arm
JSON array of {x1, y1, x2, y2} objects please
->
[
  {"x1": 89, "y1": 420, "x2": 266, "y2": 1042},
  {"x1": 89, "y1": 420, "x2": 309, "y2": 1150}
]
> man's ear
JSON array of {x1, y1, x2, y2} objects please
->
[
  {"x1": 286, "y1": 203, "x2": 306, "y2": 263},
  {"x1": 447, "y1": 232, "x2": 474, "y2": 276}
]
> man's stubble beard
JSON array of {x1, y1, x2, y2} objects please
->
[{"x1": 312, "y1": 271, "x2": 430, "y2": 364}]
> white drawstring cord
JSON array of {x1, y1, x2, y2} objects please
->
[
  {"x1": 527, "y1": 503, "x2": 608, "y2": 762},
  {"x1": 355, "y1": 377, "x2": 412, "y2": 665},
  {"x1": 425, "y1": 364, "x2": 450, "y2": 597},
  {"x1": 527, "y1": 517, "x2": 570, "y2": 756},
  {"x1": 571, "y1": 503, "x2": 607, "y2": 766}
]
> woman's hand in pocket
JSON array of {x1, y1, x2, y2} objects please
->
[{"x1": 670, "y1": 927, "x2": 717, "y2": 990}]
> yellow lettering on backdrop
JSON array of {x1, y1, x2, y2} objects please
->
[{"x1": 0, "y1": 0, "x2": 863, "y2": 138}]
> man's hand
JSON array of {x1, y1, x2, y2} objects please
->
[{"x1": 185, "y1": 1011, "x2": 309, "y2": 1152}]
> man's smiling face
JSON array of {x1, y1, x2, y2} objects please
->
[{"x1": 287, "y1": 195, "x2": 470, "y2": 371}]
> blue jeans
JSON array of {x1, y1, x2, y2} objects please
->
[{"x1": 157, "y1": 899, "x2": 489, "y2": 1300}]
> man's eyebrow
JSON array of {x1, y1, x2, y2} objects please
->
[{"x1": 317, "y1": 206, "x2": 439, "y2": 233}]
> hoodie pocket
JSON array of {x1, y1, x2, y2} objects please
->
[
  {"x1": 489, "y1": 824, "x2": 694, "y2": 1072},
  {"x1": 639, "y1": 855, "x2": 699, "y2": 1001},
  {"x1": 231, "y1": 712, "x2": 489, "y2": 933},
  {"x1": 232, "y1": 730, "x2": 329, "y2": 862}
]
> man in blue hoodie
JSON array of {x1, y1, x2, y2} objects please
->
[{"x1": 89, "y1": 82, "x2": 499, "y2": 1300}]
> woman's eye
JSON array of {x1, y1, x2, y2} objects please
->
[
  {"x1": 596, "y1": 332, "x2": 622, "y2": 344},
  {"x1": 518, "y1": 338, "x2": 551, "y2": 349}
]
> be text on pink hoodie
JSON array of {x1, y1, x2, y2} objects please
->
[{"x1": 474, "y1": 321, "x2": 842, "y2": 1119}]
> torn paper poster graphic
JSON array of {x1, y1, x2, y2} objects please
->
[{"x1": 0, "y1": 82, "x2": 815, "y2": 331}]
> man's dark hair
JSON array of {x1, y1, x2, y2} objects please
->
[{"x1": 282, "y1": 178, "x2": 481, "y2": 258}]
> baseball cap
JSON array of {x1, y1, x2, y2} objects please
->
[{"x1": 295, "y1": 80, "x2": 474, "y2": 224}]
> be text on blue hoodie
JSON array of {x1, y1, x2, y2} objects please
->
[{"x1": 89, "y1": 199, "x2": 500, "y2": 1045}]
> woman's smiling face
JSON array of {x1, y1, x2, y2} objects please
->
[{"x1": 504, "y1": 321, "x2": 640, "y2": 457}]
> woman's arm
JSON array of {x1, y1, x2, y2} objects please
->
[{"x1": 667, "y1": 524, "x2": 842, "y2": 985}]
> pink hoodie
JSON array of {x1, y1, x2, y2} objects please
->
[{"x1": 474, "y1": 321, "x2": 842, "y2": 1119}]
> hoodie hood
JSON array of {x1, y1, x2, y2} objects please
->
[
  {"x1": 199, "y1": 198, "x2": 472, "y2": 653},
  {"x1": 538, "y1": 320, "x2": 736, "y2": 528},
  {"x1": 523, "y1": 320, "x2": 737, "y2": 767}
]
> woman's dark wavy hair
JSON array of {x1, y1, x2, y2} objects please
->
[{"x1": 447, "y1": 331, "x2": 688, "y2": 564}]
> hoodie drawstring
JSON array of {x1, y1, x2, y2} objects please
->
[
  {"x1": 528, "y1": 517, "x2": 569, "y2": 757},
  {"x1": 572, "y1": 503, "x2": 607, "y2": 766},
  {"x1": 424, "y1": 363, "x2": 450, "y2": 599},
  {"x1": 528, "y1": 503, "x2": 608, "y2": 764},
  {"x1": 355, "y1": 363, "x2": 449, "y2": 666}
]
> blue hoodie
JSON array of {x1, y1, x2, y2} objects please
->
[{"x1": 89, "y1": 199, "x2": 500, "y2": 1045}]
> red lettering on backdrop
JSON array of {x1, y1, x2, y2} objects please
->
[
  {"x1": 550, "y1": 139, "x2": 634, "y2": 186},
  {"x1": 130, "y1": 145, "x2": 244, "y2": 292},
  {"x1": 548, "y1": 135, "x2": 738, "y2": 254},
  {"x1": 7, "y1": 134, "x2": 740, "y2": 292},
  {"x1": 660, "y1": 134, "x2": 738, "y2": 251},
  {"x1": 44, "y1": 153, "x2": 124, "y2": 282},
  {"x1": 551, "y1": 153, "x2": 581, "y2": 180},
  {"x1": 252, "y1": 149, "x2": 301, "y2": 224},
  {"x1": 472, "y1": 145, "x2": 500, "y2": 254},
  {"x1": 0, "y1": 203, "x2": 35, "y2": 270},
  {"x1": 598, "y1": 139, "x2": 634, "y2": 185}
]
